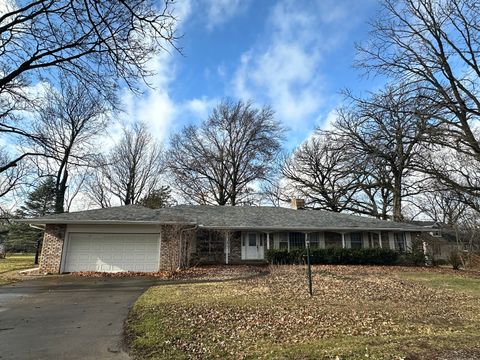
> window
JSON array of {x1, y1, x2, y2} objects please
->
[
  {"x1": 350, "y1": 232, "x2": 362, "y2": 249},
  {"x1": 278, "y1": 232, "x2": 288, "y2": 249},
  {"x1": 394, "y1": 232, "x2": 406, "y2": 252},
  {"x1": 197, "y1": 230, "x2": 223, "y2": 255},
  {"x1": 325, "y1": 232, "x2": 342, "y2": 248},
  {"x1": 368, "y1": 233, "x2": 381, "y2": 248},
  {"x1": 259, "y1": 233, "x2": 266, "y2": 246},
  {"x1": 248, "y1": 233, "x2": 257, "y2": 246},
  {"x1": 289, "y1": 232, "x2": 306, "y2": 249},
  {"x1": 381, "y1": 232, "x2": 390, "y2": 249},
  {"x1": 432, "y1": 230, "x2": 442, "y2": 238},
  {"x1": 308, "y1": 232, "x2": 320, "y2": 248}
]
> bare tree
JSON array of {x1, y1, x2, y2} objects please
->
[
  {"x1": 357, "y1": 0, "x2": 480, "y2": 200},
  {"x1": 86, "y1": 171, "x2": 112, "y2": 209},
  {"x1": 27, "y1": 78, "x2": 110, "y2": 213},
  {"x1": 90, "y1": 121, "x2": 164, "y2": 206},
  {"x1": 0, "y1": 148, "x2": 29, "y2": 199},
  {"x1": 331, "y1": 85, "x2": 429, "y2": 221},
  {"x1": 282, "y1": 135, "x2": 362, "y2": 212},
  {"x1": 409, "y1": 185, "x2": 468, "y2": 226},
  {"x1": 0, "y1": 0, "x2": 178, "y2": 174},
  {"x1": 260, "y1": 176, "x2": 291, "y2": 207},
  {"x1": 168, "y1": 100, "x2": 285, "y2": 206}
]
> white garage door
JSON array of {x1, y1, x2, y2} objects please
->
[{"x1": 63, "y1": 233, "x2": 160, "y2": 273}]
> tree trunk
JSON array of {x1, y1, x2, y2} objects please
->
[
  {"x1": 55, "y1": 168, "x2": 68, "y2": 213},
  {"x1": 392, "y1": 172, "x2": 403, "y2": 222}
]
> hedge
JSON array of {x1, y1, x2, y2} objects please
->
[{"x1": 266, "y1": 248, "x2": 400, "y2": 265}]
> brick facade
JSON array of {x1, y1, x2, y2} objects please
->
[
  {"x1": 159, "y1": 225, "x2": 196, "y2": 271},
  {"x1": 228, "y1": 231, "x2": 242, "y2": 263},
  {"x1": 39, "y1": 224, "x2": 66, "y2": 274}
]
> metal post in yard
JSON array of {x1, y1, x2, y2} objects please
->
[{"x1": 305, "y1": 233, "x2": 313, "y2": 296}]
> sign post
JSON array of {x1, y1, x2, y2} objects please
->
[{"x1": 305, "y1": 234, "x2": 313, "y2": 296}]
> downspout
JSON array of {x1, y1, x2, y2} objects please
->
[{"x1": 225, "y1": 232, "x2": 229, "y2": 265}]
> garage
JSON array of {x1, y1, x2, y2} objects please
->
[{"x1": 63, "y1": 233, "x2": 160, "y2": 273}]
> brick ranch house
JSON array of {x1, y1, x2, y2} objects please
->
[{"x1": 22, "y1": 201, "x2": 429, "y2": 274}]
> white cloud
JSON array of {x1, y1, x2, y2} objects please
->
[
  {"x1": 184, "y1": 97, "x2": 218, "y2": 121},
  {"x1": 111, "y1": 1, "x2": 193, "y2": 145},
  {"x1": 203, "y1": 0, "x2": 251, "y2": 30},
  {"x1": 232, "y1": 0, "x2": 363, "y2": 132},
  {"x1": 322, "y1": 109, "x2": 340, "y2": 132}
]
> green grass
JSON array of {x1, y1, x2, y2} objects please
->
[
  {"x1": 125, "y1": 266, "x2": 480, "y2": 360},
  {"x1": 0, "y1": 254, "x2": 36, "y2": 285},
  {"x1": 398, "y1": 272, "x2": 480, "y2": 296}
]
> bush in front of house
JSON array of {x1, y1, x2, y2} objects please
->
[
  {"x1": 266, "y1": 248, "x2": 400, "y2": 266},
  {"x1": 448, "y1": 250, "x2": 463, "y2": 270},
  {"x1": 266, "y1": 249, "x2": 304, "y2": 264}
]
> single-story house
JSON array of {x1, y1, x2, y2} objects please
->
[
  {"x1": 22, "y1": 200, "x2": 428, "y2": 274},
  {"x1": 411, "y1": 221, "x2": 472, "y2": 261}
]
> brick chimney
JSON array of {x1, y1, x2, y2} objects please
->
[{"x1": 291, "y1": 198, "x2": 305, "y2": 210}]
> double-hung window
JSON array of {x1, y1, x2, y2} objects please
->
[
  {"x1": 289, "y1": 232, "x2": 306, "y2": 249},
  {"x1": 350, "y1": 232, "x2": 363, "y2": 249}
]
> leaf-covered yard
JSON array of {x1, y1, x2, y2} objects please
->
[{"x1": 126, "y1": 265, "x2": 480, "y2": 360}]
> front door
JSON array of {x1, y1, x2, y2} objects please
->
[{"x1": 242, "y1": 233, "x2": 264, "y2": 260}]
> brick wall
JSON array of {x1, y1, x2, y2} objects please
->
[
  {"x1": 160, "y1": 225, "x2": 196, "y2": 270},
  {"x1": 229, "y1": 231, "x2": 242, "y2": 263},
  {"x1": 39, "y1": 224, "x2": 66, "y2": 274}
]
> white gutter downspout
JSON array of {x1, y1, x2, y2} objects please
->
[{"x1": 225, "y1": 232, "x2": 230, "y2": 265}]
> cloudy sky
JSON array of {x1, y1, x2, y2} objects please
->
[{"x1": 122, "y1": 0, "x2": 385, "y2": 150}]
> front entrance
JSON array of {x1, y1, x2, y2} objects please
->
[{"x1": 241, "y1": 232, "x2": 264, "y2": 260}]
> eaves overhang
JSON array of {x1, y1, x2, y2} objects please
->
[
  {"x1": 197, "y1": 225, "x2": 429, "y2": 232},
  {"x1": 16, "y1": 219, "x2": 196, "y2": 226}
]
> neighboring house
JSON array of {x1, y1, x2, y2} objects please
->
[
  {"x1": 22, "y1": 200, "x2": 428, "y2": 274},
  {"x1": 411, "y1": 221, "x2": 469, "y2": 261}
]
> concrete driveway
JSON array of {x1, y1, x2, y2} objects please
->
[{"x1": 0, "y1": 276, "x2": 156, "y2": 360}]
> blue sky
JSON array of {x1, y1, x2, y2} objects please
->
[{"x1": 122, "y1": 0, "x2": 385, "y2": 150}]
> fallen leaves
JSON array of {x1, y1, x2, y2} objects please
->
[
  {"x1": 71, "y1": 264, "x2": 268, "y2": 280},
  {"x1": 126, "y1": 265, "x2": 480, "y2": 360}
]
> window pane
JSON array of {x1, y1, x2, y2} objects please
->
[
  {"x1": 381, "y1": 232, "x2": 389, "y2": 249},
  {"x1": 325, "y1": 232, "x2": 342, "y2": 248},
  {"x1": 248, "y1": 233, "x2": 257, "y2": 246},
  {"x1": 394, "y1": 232, "x2": 406, "y2": 252},
  {"x1": 309, "y1": 232, "x2": 320, "y2": 248},
  {"x1": 368, "y1": 233, "x2": 380, "y2": 248},
  {"x1": 350, "y1": 232, "x2": 362, "y2": 249},
  {"x1": 289, "y1": 232, "x2": 305, "y2": 249},
  {"x1": 278, "y1": 232, "x2": 288, "y2": 249}
]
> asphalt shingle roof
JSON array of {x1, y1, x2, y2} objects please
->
[{"x1": 23, "y1": 204, "x2": 425, "y2": 231}]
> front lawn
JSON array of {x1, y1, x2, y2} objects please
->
[
  {"x1": 125, "y1": 265, "x2": 480, "y2": 360},
  {"x1": 0, "y1": 254, "x2": 36, "y2": 285}
]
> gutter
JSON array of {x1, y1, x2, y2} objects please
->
[
  {"x1": 197, "y1": 225, "x2": 429, "y2": 232},
  {"x1": 29, "y1": 224, "x2": 46, "y2": 231},
  {"x1": 18, "y1": 220, "x2": 427, "y2": 232}
]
